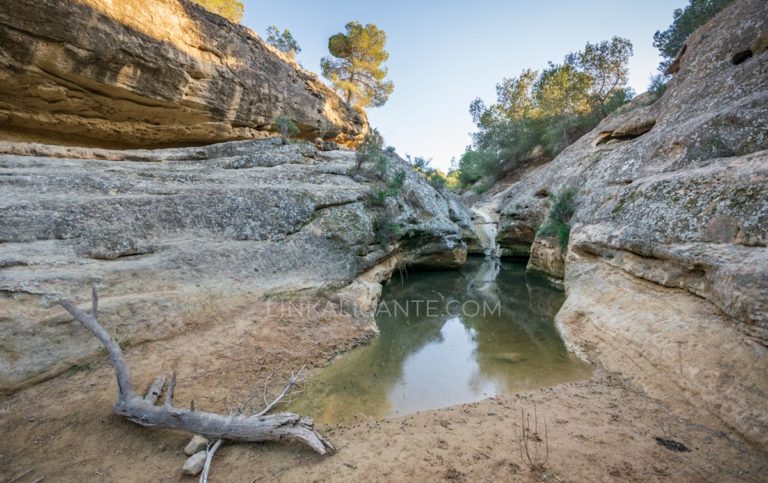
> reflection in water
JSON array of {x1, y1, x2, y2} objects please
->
[{"x1": 288, "y1": 258, "x2": 591, "y2": 423}]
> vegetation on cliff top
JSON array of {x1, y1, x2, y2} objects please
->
[
  {"x1": 649, "y1": 0, "x2": 733, "y2": 94},
  {"x1": 653, "y1": 0, "x2": 733, "y2": 73},
  {"x1": 458, "y1": 37, "x2": 633, "y2": 189},
  {"x1": 322, "y1": 22, "x2": 395, "y2": 110},
  {"x1": 450, "y1": 1, "x2": 734, "y2": 192},
  {"x1": 266, "y1": 26, "x2": 302, "y2": 59},
  {"x1": 407, "y1": 155, "x2": 459, "y2": 192},
  {"x1": 191, "y1": 0, "x2": 244, "y2": 23}
]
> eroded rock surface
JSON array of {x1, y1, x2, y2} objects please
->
[
  {"x1": 0, "y1": 0, "x2": 365, "y2": 148},
  {"x1": 0, "y1": 138, "x2": 469, "y2": 392},
  {"x1": 476, "y1": 0, "x2": 768, "y2": 449}
]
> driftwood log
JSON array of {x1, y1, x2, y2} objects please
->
[{"x1": 58, "y1": 288, "x2": 334, "y2": 456}]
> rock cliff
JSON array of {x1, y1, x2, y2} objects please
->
[
  {"x1": 0, "y1": 139, "x2": 471, "y2": 392},
  {"x1": 0, "y1": 0, "x2": 366, "y2": 147},
  {"x1": 476, "y1": 0, "x2": 768, "y2": 449}
]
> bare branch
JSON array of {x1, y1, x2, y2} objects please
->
[
  {"x1": 58, "y1": 298, "x2": 134, "y2": 398},
  {"x1": 199, "y1": 438, "x2": 224, "y2": 483},
  {"x1": 144, "y1": 375, "x2": 166, "y2": 404},
  {"x1": 165, "y1": 371, "x2": 177, "y2": 408},
  {"x1": 256, "y1": 366, "x2": 305, "y2": 417},
  {"x1": 91, "y1": 284, "x2": 98, "y2": 317}
]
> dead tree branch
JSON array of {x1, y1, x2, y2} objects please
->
[{"x1": 58, "y1": 291, "x2": 334, "y2": 456}]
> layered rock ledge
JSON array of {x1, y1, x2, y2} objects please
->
[
  {"x1": 0, "y1": 0, "x2": 366, "y2": 148},
  {"x1": 0, "y1": 138, "x2": 472, "y2": 392}
]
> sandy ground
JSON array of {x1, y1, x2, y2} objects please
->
[{"x1": 2, "y1": 295, "x2": 766, "y2": 482}]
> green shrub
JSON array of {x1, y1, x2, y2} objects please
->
[
  {"x1": 368, "y1": 187, "x2": 390, "y2": 207},
  {"x1": 388, "y1": 169, "x2": 406, "y2": 190},
  {"x1": 472, "y1": 178, "x2": 494, "y2": 194},
  {"x1": 367, "y1": 169, "x2": 405, "y2": 207},
  {"x1": 537, "y1": 187, "x2": 577, "y2": 252},
  {"x1": 273, "y1": 115, "x2": 300, "y2": 141},
  {"x1": 427, "y1": 174, "x2": 447, "y2": 191},
  {"x1": 355, "y1": 129, "x2": 386, "y2": 171},
  {"x1": 648, "y1": 73, "x2": 669, "y2": 101},
  {"x1": 374, "y1": 154, "x2": 389, "y2": 179},
  {"x1": 373, "y1": 215, "x2": 402, "y2": 245}
]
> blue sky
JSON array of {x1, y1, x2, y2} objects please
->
[{"x1": 242, "y1": 1, "x2": 686, "y2": 170}]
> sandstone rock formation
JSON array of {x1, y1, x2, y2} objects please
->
[
  {"x1": 0, "y1": 138, "x2": 470, "y2": 392},
  {"x1": 476, "y1": 0, "x2": 768, "y2": 449},
  {"x1": 0, "y1": 0, "x2": 366, "y2": 148}
]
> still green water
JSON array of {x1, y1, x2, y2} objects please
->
[{"x1": 288, "y1": 257, "x2": 591, "y2": 423}]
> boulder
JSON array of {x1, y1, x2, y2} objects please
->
[
  {"x1": 182, "y1": 451, "x2": 207, "y2": 476},
  {"x1": 184, "y1": 435, "x2": 210, "y2": 456},
  {"x1": 526, "y1": 238, "x2": 564, "y2": 280}
]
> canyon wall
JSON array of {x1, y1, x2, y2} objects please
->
[
  {"x1": 0, "y1": 0, "x2": 366, "y2": 148},
  {"x1": 477, "y1": 0, "x2": 768, "y2": 449}
]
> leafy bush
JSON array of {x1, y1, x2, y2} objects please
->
[
  {"x1": 537, "y1": 187, "x2": 577, "y2": 252},
  {"x1": 648, "y1": 73, "x2": 669, "y2": 100},
  {"x1": 368, "y1": 171, "x2": 404, "y2": 207},
  {"x1": 472, "y1": 178, "x2": 495, "y2": 194},
  {"x1": 427, "y1": 174, "x2": 447, "y2": 191},
  {"x1": 368, "y1": 187, "x2": 390, "y2": 207},
  {"x1": 359, "y1": 132, "x2": 406, "y2": 206},
  {"x1": 457, "y1": 150, "x2": 496, "y2": 187},
  {"x1": 372, "y1": 215, "x2": 402, "y2": 245},
  {"x1": 406, "y1": 155, "x2": 453, "y2": 192},
  {"x1": 273, "y1": 116, "x2": 300, "y2": 141},
  {"x1": 388, "y1": 169, "x2": 406, "y2": 191},
  {"x1": 355, "y1": 129, "x2": 386, "y2": 171},
  {"x1": 374, "y1": 155, "x2": 390, "y2": 179}
]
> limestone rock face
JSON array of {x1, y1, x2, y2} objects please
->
[
  {"x1": 477, "y1": 0, "x2": 768, "y2": 449},
  {"x1": 0, "y1": 139, "x2": 467, "y2": 392},
  {"x1": 0, "y1": 0, "x2": 366, "y2": 147},
  {"x1": 526, "y1": 238, "x2": 564, "y2": 280},
  {"x1": 483, "y1": 0, "x2": 768, "y2": 334}
]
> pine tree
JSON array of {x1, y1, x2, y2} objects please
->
[
  {"x1": 266, "y1": 26, "x2": 301, "y2": 58},
  {"x1": 321, "y1": 22, "x2": 394, "y2": 110}
]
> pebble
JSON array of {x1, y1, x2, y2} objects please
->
[
  {"x1": 182, "y1": 451, "x2": 207, "y2": 475},
  {"x1": 184, "y1": 435, "x2": 210, "y2": 456}
]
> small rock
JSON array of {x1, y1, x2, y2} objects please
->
[
  {"x1": 184, "y1": 435, "x2": 210, "y2": 456},
  {"x1": 654, "y1": 436, "x2": 691, "y2": 452},
  {"x1": 182, "y1": 451, "x2": 207, "y2": 476}
]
